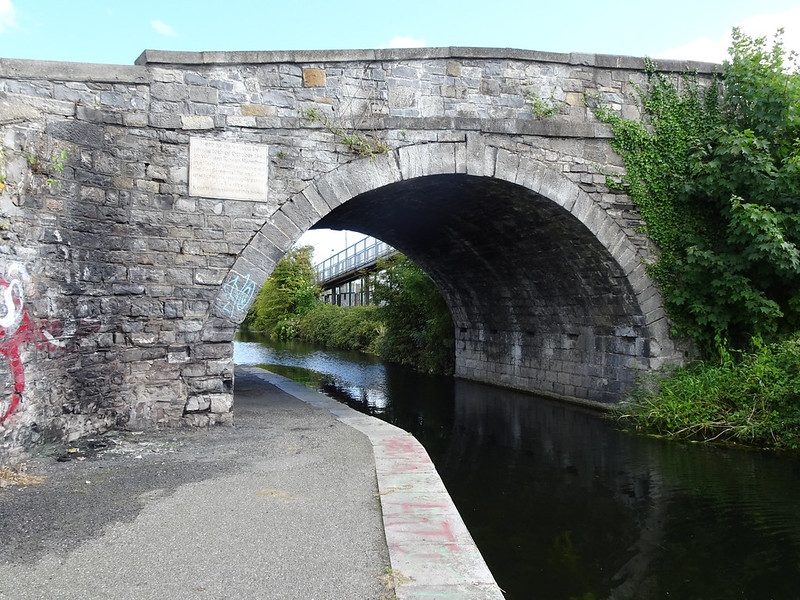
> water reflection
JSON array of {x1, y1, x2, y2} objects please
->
[{"x1": 234, "y1": 333, "x2": 800, "y2": 600}]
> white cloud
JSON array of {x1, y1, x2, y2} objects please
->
[
  {"x1": 657, "y1": 8, "x2": 800, "y2": 63},
  {"x1": 385, "y1": 36, "x2": 426, "y2": 49},
  {"x1": 0, "y1": 0, "x2": 17, "y2": 33},
  {"x1": 151, "y1": 19, "x2": 177, "y2": 37}
]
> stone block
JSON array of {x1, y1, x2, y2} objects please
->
[
  {"x1": 565, "y1": 92, "x2": 585, "y2": 106},
  {"x1": 388, "y1": 86, "x2": 417, "y2": 108},
  {"x1": 493, "y1": 148, "x2": 521, "y2": 182},
  {"x1": 0, "y1": 95, "x2": 44, "y2": 124},
  {"x1": 184, "y1": 396, "x2": 211, "y2": 412},
  {"x1": 151, "y1": 82, "x2": 189, "y2": 102},
  {"x1": 188, "y1": 86, "x2": 218, "y2": 104},
  {"x1": 398, "y1": 143, "x2": 458, "y2": 179},
  {"x1": 181, "y1": 115, "x2": 215, "y2": 130},
  {"x1": 302, "y1": 68, "x2": 326, "y2": 87},
  {"x1": 241, "y1": 104, "x2": 278, "y2": 117},
  {"x1": 192, "y1": 343, "x2": 233, "y2": 361},
  {"x1": 441, "y1": 85, "x2": 467, "y2": 99},
  {"x1": 194, "y1": 268, "x2": 226, "y2": 285},
  {"x1": 209, "y1": 393, "x2": 234, "y2": 414},
  {"x1": 201, "y1": 318, "x2": 237, "y2": 342},
  {"x1": 480, "y1": 79, "x2": 501, "y2": 96},
  {"x1": 149, "y1": 113, "x2": 182, "y2": 129},
  {"x1": 76, "y1": 105, "x2": 124, "y2": 125},
  {"x1": 48, "y1": 119, "x2": 105, "y2": 149},
  {"x1": 225, "y1": 115, "x2": 259, "y2": 128}
]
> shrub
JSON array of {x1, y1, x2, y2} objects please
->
[
  {"x1": 296, "y1": 304, "x2": 384, "y2": 353},
  {"x1": 618, "y1": 336, "x2": 800, "y2": 449}
]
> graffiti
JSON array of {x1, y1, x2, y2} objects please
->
[
  {"x1": 220, "y1": 273, "x2": 256, "y2": 317},
  {"x1": 0, "y1": 265, "x2": 64, "y2": 424}
]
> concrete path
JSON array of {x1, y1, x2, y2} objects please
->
[
  {"x1": 252, "y1": 368, "x2": 504, "y2": 600},
  {"x1": 0, "y1": 366, "x2": 503, "y2": 599}
]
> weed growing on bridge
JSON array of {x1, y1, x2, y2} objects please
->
[
  {"x1": 0, "y1": 149, "x2": 7, "y2": 195},
  {"x1": 25, "y1": 148, "x2": 67, "y2": 190},
  {"x1": 0, "y1": 149, "x2": 14, "y2": 234},
  {"x1": 299, "y1": 106, "x2": 389, "y2": 158},
  {"x1": 3, "y1": 135, "x2": 69, "y2": 194},
  {"x1": 297, "y1": 66, "x2": 391, "y2": 158},
  {"x1": 523, "y1": 87, "x2": 566, "y2": 119}
]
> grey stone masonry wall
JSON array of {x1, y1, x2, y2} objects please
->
[{"x1": 0, "y1": 48, "x2": 717, "y2": 461}]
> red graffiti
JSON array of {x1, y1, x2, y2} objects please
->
[{"x1": 0, "y1": 274, "x2": 64, "y2": 424}]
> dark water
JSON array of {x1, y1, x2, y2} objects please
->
[{"x1": 235, "y1": 332, "x2": 800, "y2": 600}]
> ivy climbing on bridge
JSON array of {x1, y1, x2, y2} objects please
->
[{"x1": 594, "y1": 28, "x2": 800, "y2": 356}]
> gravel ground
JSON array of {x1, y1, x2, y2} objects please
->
[{"x1": 0, "y1": 368, "x2": 392, "y2": 600}]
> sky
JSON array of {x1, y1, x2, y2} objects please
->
[{"x1": 1, "y1": 0, "x2": 799, "y2": 261}]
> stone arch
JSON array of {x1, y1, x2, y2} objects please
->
[{"x1": 209, "y1": 137, "x2": 679, "y2": 404}]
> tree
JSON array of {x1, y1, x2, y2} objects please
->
[
  {"x1": 242, "y1": 245, "x2": 319, "y2": 334},
  {"x1": 596, "y1": 28, "x2": 800, "y2": 355},
  {"x1": 371, "y1": 254, "x2": 455, "y2": 374}
]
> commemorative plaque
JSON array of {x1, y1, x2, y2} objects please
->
[{"x1": 189, "y1": 138, "x2": 269, "y2": 202}]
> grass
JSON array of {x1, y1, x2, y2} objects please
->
[
  {"x1": 0, "y1": 463, "x2": 45, "y2": 489},
  {"x1": 616, "y1": 336, "x2": 800, "y2": 449}
]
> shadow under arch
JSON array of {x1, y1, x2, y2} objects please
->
[{"x1": 213, "y1": 138, "x2": 681, "y2": 404}]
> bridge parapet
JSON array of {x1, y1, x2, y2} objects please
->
[{"x1": 0, "y1": 47, "x2": 710, "y2": 460}]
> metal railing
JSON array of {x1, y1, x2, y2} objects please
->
[{"x1": 315, "y1": 236, "x2": 394, "y2": 286}]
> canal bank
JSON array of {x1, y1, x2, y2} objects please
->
[
  {"x1": 247, "y1": 366, "x2": 504, "y2": 600},
  {"x1": 0, "y1": 366, "x2": 501, "y2": 600}
]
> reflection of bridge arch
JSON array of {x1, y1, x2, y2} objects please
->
[{"x1": 223, "y1": 139, "x2": 682, "y2": 404}]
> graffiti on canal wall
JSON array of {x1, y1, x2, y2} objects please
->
[
  {"x1": 220, "y1": 272, "x2": 256, "y2": 318},
  {"x1": 0, "y1": 264, "x2": 71, "y2": 424}
]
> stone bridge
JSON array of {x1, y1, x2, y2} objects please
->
[{"x1": 0, "y1": 47, "x2": 715, "y2": 460}]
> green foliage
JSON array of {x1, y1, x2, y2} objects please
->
[
  {"x1": 242, "y1": 245, "x2": 320, "y2": 334},
  {"x1": 25, "y1": 147, "x2": 67, "y2": 190},
  {"x1": 594, "y1": 29, "x2": 800, "y2": 355},
  {"x1": 296, "y1": 303, "x2": 384, "y2": 353},
  {"x1": 372, "y1": 254, "x2": 455, "y2": 375},
  {"x1": 1, "y1": 144, "x2": 67, "y2": 194},
  {"x1": 523, "y1": 87, "x2": 566, "y2": 119},
  {"x1": 618, "y1": 336, "x2": 800, "y2": 449},
  {"x1": 298, "y1": 107, "x2": 389, "y2": 158}
]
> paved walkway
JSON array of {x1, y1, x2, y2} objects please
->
[{"x1": 0, "y1": 366, "x2": 503, "y2": 599}]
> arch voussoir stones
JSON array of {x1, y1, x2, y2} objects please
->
[{"x1": 398, "y1": 142, "x2": 461, "y2": 179}]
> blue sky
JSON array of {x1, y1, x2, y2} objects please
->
[
  {"x1": 2, "y1": 0, "x2": 798, "y2": 261},
  {"x1": 1, "y1": 0, "x2": 799, "y2": 65}
]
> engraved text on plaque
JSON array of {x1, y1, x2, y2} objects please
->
[{"x1": 189, "y1": 138, "x2": 269, "y2": 202}]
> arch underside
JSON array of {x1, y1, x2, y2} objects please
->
[{"x1": 316, "y1": 174, "x2": 650, "y2": 404}]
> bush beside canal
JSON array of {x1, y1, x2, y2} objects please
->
[
  {"x1": 617, "y1": 336, "x2": 800, "y2": 449},
  {"x1": 293, "y1": 303, "x2": 384, "y2": 355}
]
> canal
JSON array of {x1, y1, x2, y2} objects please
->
[{"x1": 235, "y1": 331, "x2": 800, "y2": 600}]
